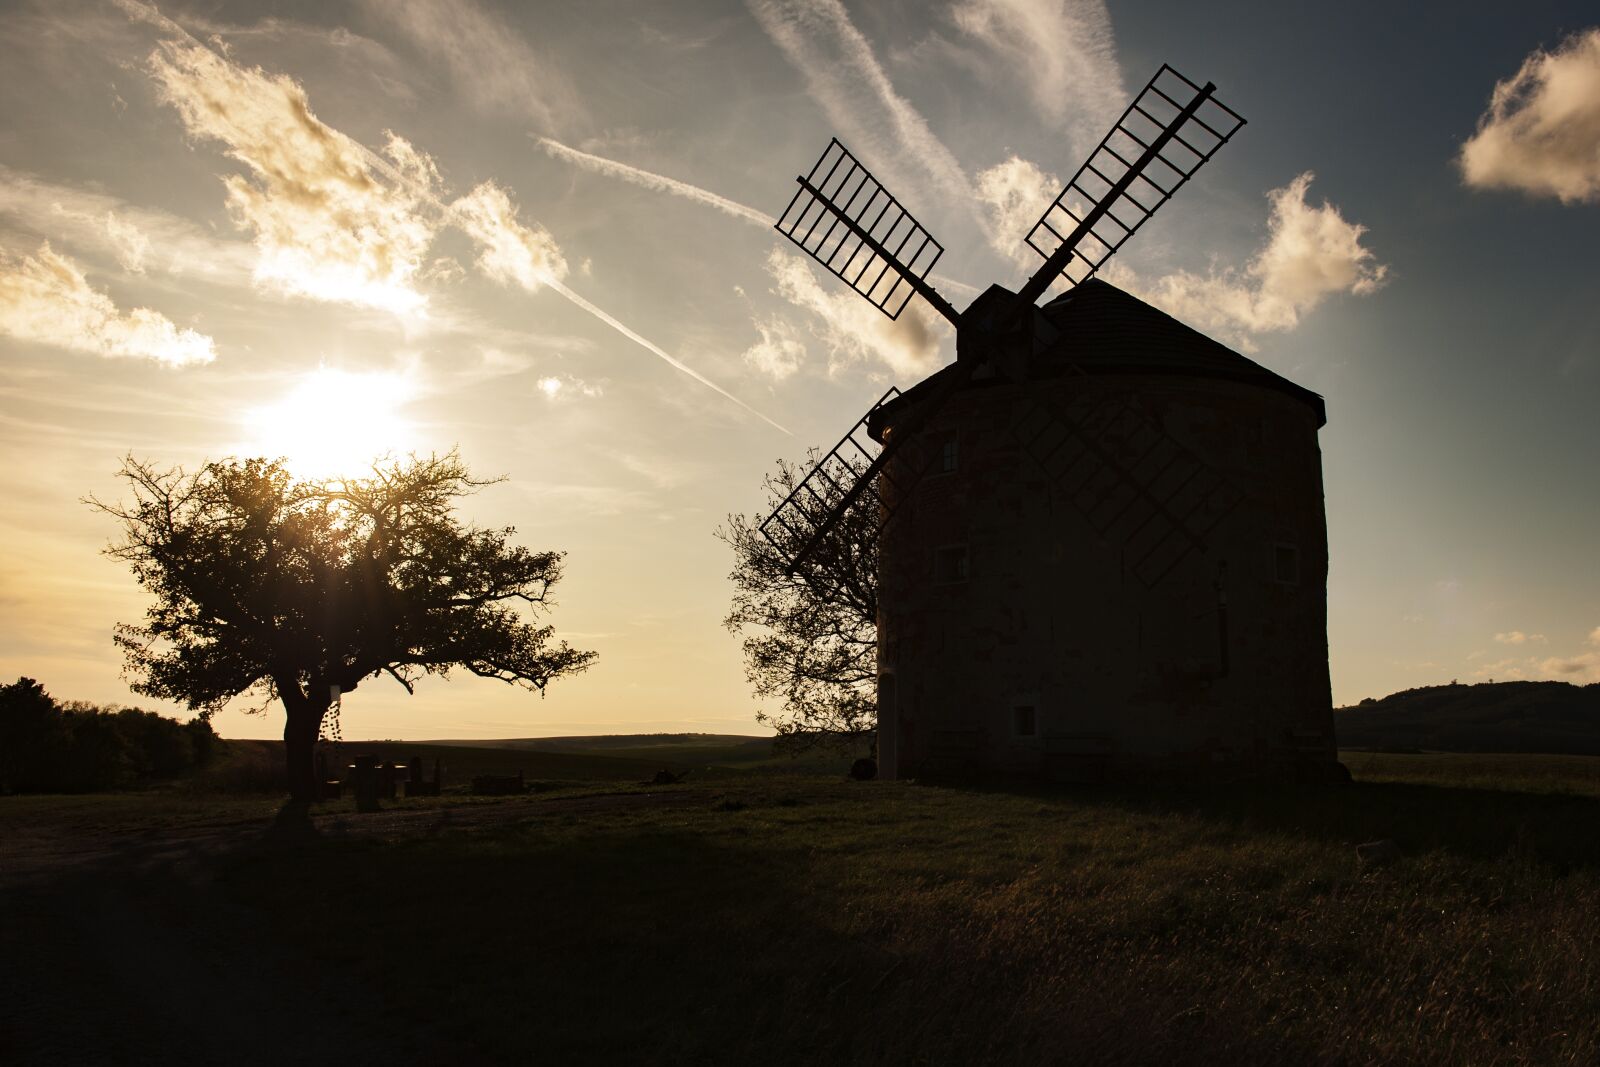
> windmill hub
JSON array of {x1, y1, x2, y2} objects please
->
[{"x1": 956, "y1": 284, "x2": 1057, "y2": 383}]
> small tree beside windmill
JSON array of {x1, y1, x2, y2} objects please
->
[{"x1": 758, "y1": 65, "x2": 1341, "y2": 782}]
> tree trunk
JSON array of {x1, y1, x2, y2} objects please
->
[{"x1": 282, "y1": 691, "x2": 329, "y2": 802}]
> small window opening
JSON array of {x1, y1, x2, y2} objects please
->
[
  {"x1": 940, "y1": 438, "x2": 959, "y2": 474},
  {"x1": 934, "y1": 544, "x2": 969, "y2": 584},
  {"x1": 1012, "y1": 706, "x2": 1037, "y2": 738},
  {"x1": 1274, "y1": 543, "x2": 1300, "y2": 585}
]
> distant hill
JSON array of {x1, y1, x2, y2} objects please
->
[{"x1": 1336, "y1": 681, "x2": 1600, "y2": 755}]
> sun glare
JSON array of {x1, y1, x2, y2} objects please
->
[{"x1": 243, "y1": 367, "x2": 418, "y2": 478}]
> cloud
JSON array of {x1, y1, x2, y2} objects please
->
[
  {"x1": 449, "y1": 182, "x2": 569, "y2": 293},
  {"x1": 974, "y1": 155, "x2": 1060, "y2": 267},
  {"x1": 1473, "y1": 625, "x2": 1600, "y2": 683},
  {"x1": 0, "y1": 165, "x2": 255, "y2": 283},
  {"x1": 444, "y1": 179, "x2": 788, "y2": 433},
  {"x1": 969, "y1": 161, "x2": 1387, "y2": 346},
  {"x1": 742, "y1": 316, "x2": 808, "y2": 381},
  {"x1": 949, "y1": 0, "x2": 1125, "y2": 150},
  {"x1": 147, "y1": 39, "x2": 443, "y2": 315},
  {"x1": 1538, "y1": 654, "x2": 1599, "y2": 677},
  {"x1": 536, "y1": 375, "x2": 602, "y2": 401},
  {"x1": 748, "y1": 0, "x2": 973, "y2": 216},
  {"x1": 765, "y1": 247, "x2": 947, "y2": 379},
  {"x1": 1115, "y1": 173, "x2": 1387, "y2": 349},
  {"x1": 360, "y1": 0, "x2": 584, "y2": 133},
  {"x1": 101, "y1": 213, "x2": 150, "y2": 273},
  {"x1": 125, "y1": 3, "x2": 787, "y2": 433},
  {"x1": 538, "y1": 137, "x2": 775, "y2": 226},
  {"x1": 0, "y1": 242, "x2": 215, "y2": 365},
  {"x1": 537, "y1": 137, "x2": 982, "y2": 303},
  {"x1": 1459, "y1": 29, "x2": 1600, "y2": 204}
]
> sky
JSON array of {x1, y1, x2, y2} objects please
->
[{"x1": 1, "y1": 0, "x2": 1597, "y2": 740}]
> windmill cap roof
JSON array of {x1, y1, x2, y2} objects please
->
[
  {"x1": 869, "y1": 277, "x2": 1326, "y2": 439},
  {"x1": 1038, "y1": 279, "x2": 1325, "y2": 424}
]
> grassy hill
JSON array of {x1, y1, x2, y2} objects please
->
[{"x1": 1336, "y1": 680, "x2": 1600, "y2": 755}]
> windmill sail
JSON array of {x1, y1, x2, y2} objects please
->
[
  {"x1": 1020, "y1": 65, "x2": 1245, "y2": 303},
  {"x1": 776, "y1": 139, "x2": 960, "y2": 325},
  {"x1": 759, "y1": 388, "x2": 908, "y2": 575}
]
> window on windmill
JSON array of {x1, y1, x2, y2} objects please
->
[
  {"x1": 1275, "y1": 543, "x2": 1300, "y2": 585},
  {"x1": 934, "y1": 544, "x2": 969, "y2": 584},
  {"x1": 1012, "y1": 705, "x2": 1037, "y2": 738},
  {"x1": 939, "y1": 437, "x2": 959, "y2": 474}
]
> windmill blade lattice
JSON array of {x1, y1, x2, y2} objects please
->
[
  {"x1": 759, "y1": 388, "x2": 907, "y2": 574},
  {"x1": 1024, "y1": 65, "x2": 1245, "y2": 296},
  {"x1": 760, "y1": 372, "x2": 965, "y2": 576},
  {"x1": 775, "y1": 139, "x2": 953, "y2": 323}
]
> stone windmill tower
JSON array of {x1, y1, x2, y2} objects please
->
[{"x1": 759, "y1": 66, "x2": 1338, "y2": 782}]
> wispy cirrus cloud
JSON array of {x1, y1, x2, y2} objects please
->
[
  {"x1": 1460, "y1": 28, "x2": 1600, "y2": 204},
  {"x1": 537, "y1": 374, "x2": 603, "y2": 402},
  {"x1": 117, "y1": 0, "x2": 804, "y2": 432},
  {"x1": 973, "y1": 154, "x2": 1059, "y2": 269},
  {"x1": 359, "y1": 0, "x2": 585, "y2": 134},
  {"x1": 1494, "y1": 630, "x2": 1548, "y2": 645},
  {"x1": 446, "y1": 180, "x2": 789, "y2": 434},
  {"x1": 537, "y1": 135, "x2": 982, "y2": 305},
  {"x1": 748, "y1": 0, "x2": 974, "y2": 217},
  {"x1": 741, "y1": 315, "x2": 808, "y2": 381},
  {"x1": 147, "y1": 38, "x2": 443, "y2": 316},
  {"x1": 0, "y1": 242, "x2": 215, "y2": 365},
  {"x1": 948, "y1": 0, "x2": 1124, "y2": 151},
  {"x1": 0, "y1": 164, "x2": 255, "y2": 283},
  {"x1": 450, "y1": 181, "x2": 569, "y2": 293},
  {"x1": 762, "y1": 247, "x2": 947, "y2": 380}
]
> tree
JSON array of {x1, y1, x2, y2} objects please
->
[
  {"x1": 716, "y1": 451, "x2": 878, "y2": 747},
  {"x1": 0, "y1": 677, "x2": 218, "y2": 793},
  {"x1": 0, "y1": 677, "x2": 68, "y2": 792},
  {"x1": 90, "y1": 452, "x2": 595, "y2": 800}
]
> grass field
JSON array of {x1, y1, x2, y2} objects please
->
[
  {"x1": 188, "y1": 733, "x2": 860, "y2": 793},
  {"x1": 4, "y1": 750, "x2": 1598, "y2": 1064}
]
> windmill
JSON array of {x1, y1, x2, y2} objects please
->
[
  {"x1": 759, "y1": 65, "x2": 1245, "y2": 586},
  {"x1": 755, "y1": 64, "x2": 1341, "y2": 783}
]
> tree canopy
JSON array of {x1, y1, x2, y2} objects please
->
[
  {"x1": 716, "y1": 451, "x2": 878, "y2": 747},
  {"x1": 91, "y1": 452, "x2": 595, "y2": 798}
]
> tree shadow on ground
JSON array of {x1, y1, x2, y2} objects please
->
[{"x1": 257, "y1": 799, "x2": 319, "y2": 848}]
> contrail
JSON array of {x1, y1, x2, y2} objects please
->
[
  {"x1": 113, "y1": 0, "x2": 790, "y2": 435},
  {"x1": 539, "y1": 137, "x2": 775, "y2": 226},
  {"x1": 538, "y1": 136, "x2": 981, "y2": 302},
  {"x1": 543, "y1": 277, "x2": 790, "y2": 435}
]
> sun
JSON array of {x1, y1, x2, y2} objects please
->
[{"x1": 243, "y1": 366, "x2": 419, "y2": 478}]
